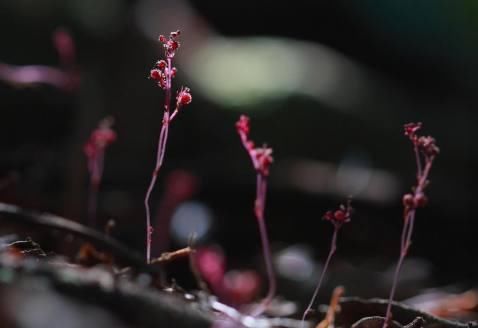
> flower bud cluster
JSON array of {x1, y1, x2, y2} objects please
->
[
  {"x1": 236, "y1": 115, "x2": 273, "y2": 176},
  {"x1": 323, "y1": 201, "x2": 352, "y2": 228},
  {"x1": 404, "y1": 122, "x2": 439, "y2": 158}
]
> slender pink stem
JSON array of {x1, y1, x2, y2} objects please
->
[
  {"x1": 144, "y1": 57, "x2": 173, "y2": 263},
  {"x1": 414, "y1": 145, "x2": 422, "y2": 179},
  {"x1": 144, "y1": 115, "x2": 169, "y2": 263},
  {"x1": 383, "y1": 211, "x2": 414, "y2": 328},
  {"x1": 301, "y1": 226, "x2": 338, "y2": 327},
  {"x1": 87, "y1": 150, "x2": 104, "y2": 228},
  {"x1": 87, "y1": 182, "x2": 99, "y2": 227},
  {"x1": 250, "y1": 174, "x2": 276, "y2": 316},
  {"x1": 383, "y1": 158, "x2": 434, "y2": 328}
]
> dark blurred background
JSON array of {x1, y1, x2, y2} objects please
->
[{"x1": 0, "y1": 0, "x2": 476, "y2": 309}]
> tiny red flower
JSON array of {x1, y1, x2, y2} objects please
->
[
  {"x1": 156, "y1": 60, "x2": 167, "y2": 70},
  {"x1": 253, "y1": 146, "x2": 274, "y2": 176},
  {"x1": 323, "y1": 202, "x2": 352, "y2": 227},
  {"x1": 169, "y1": 40, "x2": 179, "y2": 51},
  {"x1": 404, "y1": 122, "x2": 422, "y2": 139},
  {"x1": 176, "y1": 87, "x2": 192, "y2": 106},
  {"x1": 418, "y1": 136, "x2": 440, "y2": 157},
  {"x1": 402, "y1": 193, "x2": 415, "y2": 208},
  {"x1": 150, "y1": 69, "x2": 162, "y2": 81},
  {"x1": 158, "y1": 30, "x2": 182, "y2": 58}
]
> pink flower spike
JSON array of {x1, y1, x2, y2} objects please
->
[
  {"x1": 144, "y1": 30, "x2": 191, "y2": 263},
  {"x1": 83, "y1": 116, "x2": 116, "y2": 228},
  {"x1": 383, "y1": 122, "x2": 439, "y2": 328},
  {"x1": 236, "y1": 115, "x2": 276, "y2": 316},
  {"x1": 235, "y1": 115, "x2": 250, "y2": 136},
  {"x1": 302, "y1": 200, "x2": 352, "y2": 327}
]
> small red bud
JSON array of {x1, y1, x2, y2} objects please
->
[
  {"x1": 414, "y1": 193, "x2": 428, "y2": 208},
  {"x1": 177, "y1": 87, "x2": 192, "y2": 106},
  {"x1": 150, "y1": 69, "x2": 162, "y2": 80},
  {"x1": 323, "y1": 211, "x2": 334, "y2": 221},
  {"x1": 334, "y1": 210, "x2": 345, "y2": 221},
  {"x1": 156, "y1": 60, "x2": 167, "y2": 70},
  {"x1": 170, "y1": 40, "x2": 179, "y2": 50},
  {"x1": 179, "y1": 93, "x2": 192, "y2": 105},
  {"x1": 158, "y1": 77, "x2": 166, "y2": 89},
  {"x1": 158, "y1": 35, "x2": 167, "y2": 43},
  {"x1": 171, "y1": 67, "x2": 177, "y2": 78},
  {"x1": 403, "y1": 193, "x2": 415, "y2": 208}
]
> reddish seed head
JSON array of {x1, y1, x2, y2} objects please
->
[
  {"x1": 176, "y1": 87, "x2": 192, "y2": 106},
  {"x1": 404, "y1": 122, "x2": 422, "y2": 139},
  {"x1": 418, "y1": 136, "x2": 440, "y2": 157},
  {"x1": 334, "y1": 210, "x2": 345, "y2": 221},
  {"x1": 150, "y1": 69, "x2": 162, "y2": 80},
  {"x1": 156, "y1": 60, "x2": 167, "y2": 70},
  {"x1": 323, "y1": 202, "x2": 352, "y2": 227},
  {"x1": 169, "y1": 40, "x2": 179, "y2": 50}
]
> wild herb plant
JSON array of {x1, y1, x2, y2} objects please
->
[
  {"x1": 236, "y1": 115, "x2": 275, "y2": 316},
  {"x1": 301, "y1": 201, "x2": 352, "y2": 327},
  {"x1": 383, "y1": 122, "x2": 439, "y2": 328},
  {"x1": 144, "y1": 31, "x2": 192, "y2": 263}
]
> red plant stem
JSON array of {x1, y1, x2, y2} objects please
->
[
  {"x1": 87, "y1": 150, "x2": 104, "y2": 228},
  {"x1": 250, "y1": 173, "x2": 276, "y2": 316},
  {"x1": 87, "y1": 182, "x2": 99, "y2": 227},
  {"x1": 144, "y1": 57, "x2": 172, "y2": 263},
  {"x1": 414, "y1": 145, "x2": 422, "y2": 179},
  {"x1": 383, "y1": 158, "x2": 433, "y2": 328},
  {"x1": 383, "y1": 212, "x2": 414, "y2": 328},
  {"x1": 301, "y1": 225, "x2": 339, "y2": 327}
]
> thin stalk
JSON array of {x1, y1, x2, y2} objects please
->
[
  {"x1": 414, "y1": 145, "x2": 422, "y2": 179},
  {"x1": 383, "y1": 158, "x2": 434, "y2": 328},
  {"x1": 87, "y1": 182, "x2": 99, "y2": 228},
  {"x1": 301, "y1": 226, "x2": 338, "y2": 328},
  {"x1": 87, "y1": 150, "x2": 104, "y2": 228},
  {"x1": 383, "y1": 211, "x2": 414, "y2": 328},
  {"x1": 251, "y1": 174, "x2": 276, "y2": 316},
  {"x1": 144, "y1": 57, "x2": 173, "y2": 263}
]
